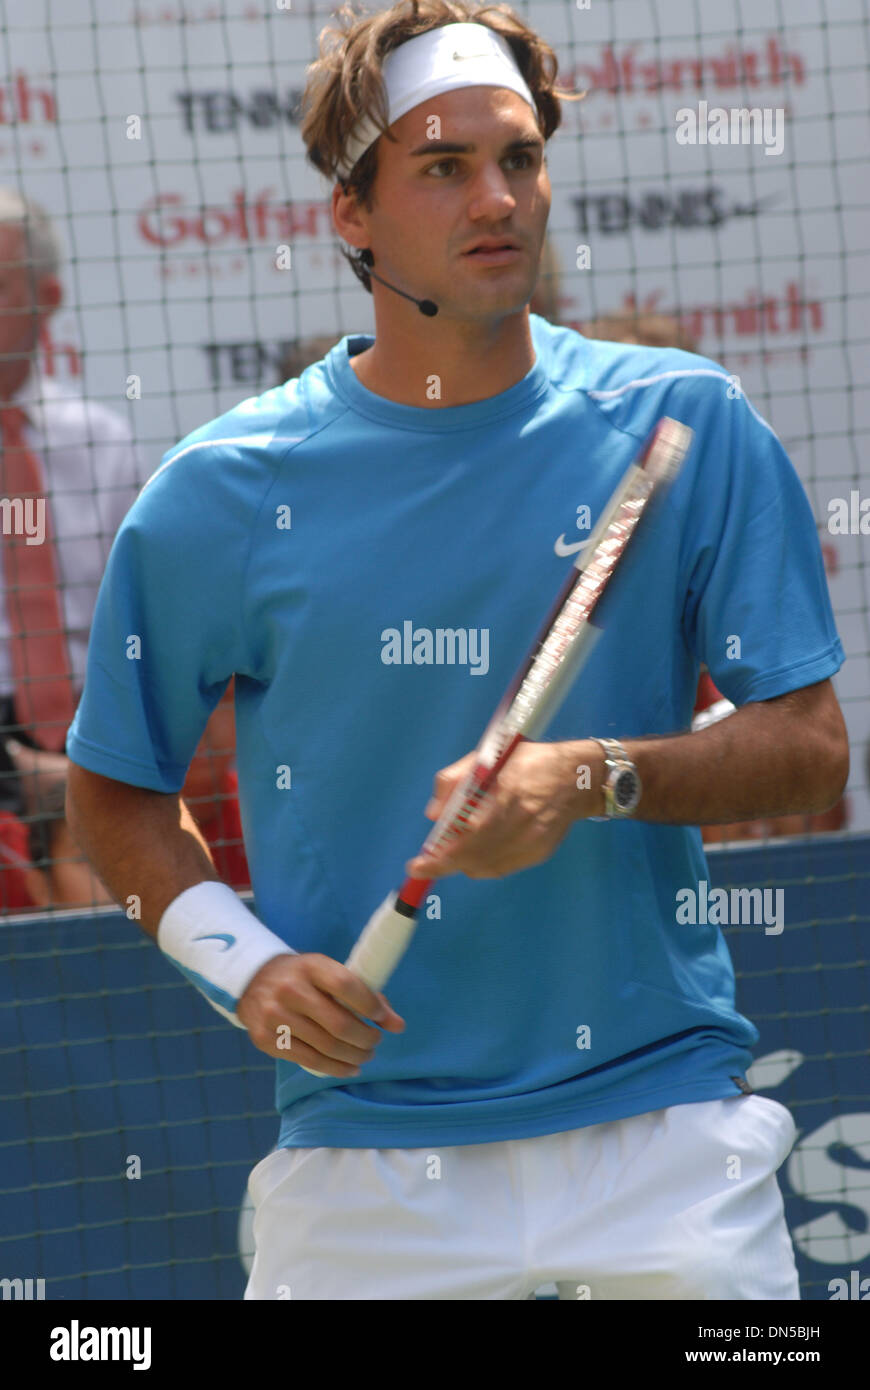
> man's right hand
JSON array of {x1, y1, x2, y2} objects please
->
[{"x1": 236, "y1": 953, "x2": 406, "y2": 1076}]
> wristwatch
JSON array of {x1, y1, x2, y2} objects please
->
[{"x1": 590, "y1": 737, "x2": 642, "y2": 819}]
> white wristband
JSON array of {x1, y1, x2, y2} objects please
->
[
  {"x1": 157, "y1": 880, "x2": 295, "y2": 1029},
  {"x1": 691, "y1": 697, "x2": 736, "y2": 733}
]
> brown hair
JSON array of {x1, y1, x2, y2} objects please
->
[{"x1": 301, "y1": 0, "x2": 583, "y2": 291}]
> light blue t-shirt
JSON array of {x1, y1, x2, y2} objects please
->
[{"x1": 66, "y1": 316, "x2": 845, "y2": 1148}]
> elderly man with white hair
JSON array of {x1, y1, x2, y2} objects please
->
[{"x1": 0, "y1": 188, "x2": 141, "y2": 826}]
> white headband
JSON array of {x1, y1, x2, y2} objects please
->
[{"x1": 337, "y1": 22, "x2": 537, "y2": 179}]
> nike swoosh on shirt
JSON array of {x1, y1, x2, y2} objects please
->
[
  {"x1": 553, "y1": 534, "x2": 592, "y2": 558},
  {"x1": 194, "y1": 933, "x2": 236, "y2": 950},
  {"x1": 453, "y1": 51, "x2": 496, "y2": 60}
]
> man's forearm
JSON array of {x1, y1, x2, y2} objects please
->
[
  {"x1": 66, "y1": 765, "x2": 220, "y2": 937},
  {"x1": 569, "y1": 700, "x2": 848, "y2": 826}
]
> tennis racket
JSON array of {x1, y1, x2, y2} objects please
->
[{"x1": 303, "y1": 416, "x2": 692, "y2": 1076}]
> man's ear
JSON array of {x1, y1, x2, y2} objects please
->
[{"x1": 331, "y1": 182, "x2": 369, "y2": 251}]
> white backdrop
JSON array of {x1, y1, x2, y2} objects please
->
[{"x1": 2, "y1": 0, "x2": 868, "y2": 826}]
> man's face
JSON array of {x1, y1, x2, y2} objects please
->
[
  {"x1": 0, "y1": 223, "x2": 58, "y2": 366},
  {"x1": 346, "y1": 86, "x2": 551, "y2": 322}
]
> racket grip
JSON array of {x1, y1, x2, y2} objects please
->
[
  {"x1": 300, "y1": 892, "x2": 417, "y2": 1078},
  {"x1": 344, "y1": 891, "x2": 418, "y2": 991}
]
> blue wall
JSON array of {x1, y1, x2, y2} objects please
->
[{"x1": 1, "y1": 835, "x2": 868, "y2": 1300}]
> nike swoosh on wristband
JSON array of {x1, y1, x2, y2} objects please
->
[
  {"x1": 193, "y1": 933, "x2": 236, "y2": 950},
  {"x1": 553, "y1": 534, "x2": 592, "y2": 558}
]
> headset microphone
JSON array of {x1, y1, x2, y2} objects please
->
[{"x1": 360, "y1": 249, "x2": 438, "y2": 318}]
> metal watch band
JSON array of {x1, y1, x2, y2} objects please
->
[{"x1": 590, "y1": 737, "x2": 641, "y2": 819}]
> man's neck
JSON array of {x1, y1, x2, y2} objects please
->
[{"x1": 349, "y1": 309, "x2": 536, "y2": 407}]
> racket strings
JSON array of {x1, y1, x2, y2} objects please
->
[
  {"x1": 505, "y1": 478, "x2": 657, "y2": 738},
  {"x1": 415, "y1": 479, "x2": 660, "y2": 866}
]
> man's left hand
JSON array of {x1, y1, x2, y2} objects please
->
[{"x1": 405, "y1": 740, "x2": 602, "y2": 881}]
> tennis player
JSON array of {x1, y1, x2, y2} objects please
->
[{"x1": 66, "y1": 1, "x2": 849, "y2": 1300}]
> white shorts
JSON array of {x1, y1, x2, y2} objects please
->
[{"x1": 243, "y1": 1094, "x2": 799, "y2": 1300}]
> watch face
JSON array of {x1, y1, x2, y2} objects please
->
[{"x1": 614, "y1": 768, "x2": 641, "y2": 810}]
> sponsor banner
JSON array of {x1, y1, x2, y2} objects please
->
[{"x1": 2, "y1": 0, "x2": 866, "y2": 827}]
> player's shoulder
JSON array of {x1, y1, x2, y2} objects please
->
[
  {"x1": 142, "y1": 348, "x2": 344, "y2": 500},
  {"x1": 532, "y1": 316, "x2": 770, "y2": 438}
]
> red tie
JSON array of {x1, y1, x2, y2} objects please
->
[{"x1": 0, "y1": 405, "x2": 77, "y2": 751}]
